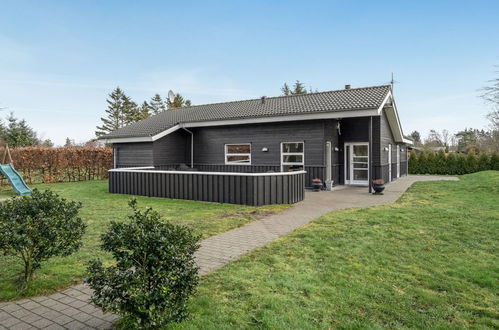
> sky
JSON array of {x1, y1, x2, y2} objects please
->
[{"x1": 1, "y1": 0, "x2": 498, "y2": 145}]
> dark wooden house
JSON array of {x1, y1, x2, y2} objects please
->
[{"x1": 101, "y1": 85, "x2": 412, "y2": 205}]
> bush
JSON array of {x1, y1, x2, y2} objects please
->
[
  {"x1": 465, "y1": 152, "x2": 478, "y2": 174},
  {"x1": 408, "y1": 151, "x2": 499, "y2": 175},
  {"x1": 435, "y1": 150, "x2": 446, "y2": 174},
  {"x1": 477, "y1": 153, "x2": 490, "y2": 172},
  {"x1": 408, "y1": 150, "x2": 419, "y2": 174},
  {"x1": 0, "y1": 189, "x2": 85, "y2": 286},
  {"x1": 417, "y1": 151, "x2": 428, "y2": 174},
  {"x1": 5, "y1": 146, "x2": 112, "y2": 185},
  {"x1": 445, "y1": 153, "x2": 457, "y2": 175},
  {"x1": 491, "y1": 152, "x2": 499, "y2": 171},
  {"x1": 86, "y1": 199, "x2": 200, "y2": 329}
]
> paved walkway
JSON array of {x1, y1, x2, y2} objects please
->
[{"x1": 0, "y1": 175, "x2": 458, "y2": 329}]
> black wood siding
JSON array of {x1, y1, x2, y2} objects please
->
[
  {"x1": 336, "y1": 117, "x2": 370, "y2": 184},
  {"x1": 153, "y1": 130, "x2": 190, "y2": 166},
  {"x1": 109, "y1": 170, "x2": 305, "y2": 205},
  {"x1": 112, "y1": 115, "x2": 406, "y2": 186},
  {"x1": 114, "y1": 142, "x2": 153, "y2": 167},
  {"x1": 190, "y1": 120, "x2": 326, "y2": 166},
  {"x1": 377, "y1": 110, "x2": 408, "y2": 183}
]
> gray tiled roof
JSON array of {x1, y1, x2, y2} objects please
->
[{"x1": 102, "y1": 85, "x2": 391, "y2": 139}]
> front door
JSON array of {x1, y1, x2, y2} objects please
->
[{"x1": 344, "y1": 142, "x2": 369, "y2": 186}]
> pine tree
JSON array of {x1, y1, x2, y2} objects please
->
[
  {"x1": 167, "y1": 93, "x2": 191, "y2": 109},
  {"x1": 95, "y1": 87, "x2": 128, "y2": 137},
  {"x1": 281, "y1": 83, "x2": 291, "y2": 96},
  {"x1": 150, "y1": 94, "x2": 166, "y2": 114},
  {"x1": 281, "y1": 81, "x2": 308, "y2": 96},
  {"x1": 64, "y1": 138, "x2": 75, "y2": 147},
  {"x1": 121, "y1": 95, "x2": 140, "y2": 125},
  {"x1": 292, "y1": 80, "x2": 307, "y2": 95},
  {"x1": 4, "y1": 113, "x2": 39, "y2": 147},
  {"x1": 137, "y1": 101, "x2": 152, "y2": 120}
]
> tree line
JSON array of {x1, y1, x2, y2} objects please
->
[
  {"x1": 409, "y1": 149, "x2": 499, "y2": 175},
  {"x1": 408, "y1": 68, "x2": 499, "y2": 154},
  {"x1": 0, "y1": 113, "x2": 53, "y2": 148},
  {"x1": 95, "y1": 87, "x2": 192, "y2": 137}
]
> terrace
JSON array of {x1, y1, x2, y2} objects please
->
[{"x1": 109, "y1": 166, "x2": 306, "y2": 206}]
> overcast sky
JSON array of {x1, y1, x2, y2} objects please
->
[{"x1": 1, "y1": 0, "x2": 498, "y2": 145}]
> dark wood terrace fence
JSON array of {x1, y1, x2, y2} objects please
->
[{"x1": 109, "y1": 167, "x2": 306, "y2": 206}]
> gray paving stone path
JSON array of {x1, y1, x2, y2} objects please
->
[{"x1": 0, "y1": 175, "x2": 458, "y2": 329}]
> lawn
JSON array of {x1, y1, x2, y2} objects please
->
[
  {"x1": 0, "y1": 180, "x2": 289, "y2": 301},
  {"x1": 173, "y1": 171, "x2": 499, "y2": 329}
]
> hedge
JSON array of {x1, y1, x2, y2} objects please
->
[
  {"x1": 1, "y1": 147, "x2": 112, "y2": 185},
  {"x1": 409, "y1": 149, "x2": 499, "y2": 175}
]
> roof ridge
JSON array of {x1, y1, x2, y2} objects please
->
[{"x1": 164, "y1": 84, "x2": 391, "y2": 112}]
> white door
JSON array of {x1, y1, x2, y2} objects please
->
[
  {"x1": 396, "y1": 145, "x2": 400, "y2": 178},
  {"x1": 388, "y1": 144, "x2": 392, "y2": 182},
  {"x1": 344, "y1": 143, "x2": 369, "y2": 186}
]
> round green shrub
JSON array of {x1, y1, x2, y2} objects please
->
[
  {"x1": 86, "y1": 199, "x2": 200, "y2": 329},
  {"x1": 0, "y1": 189, "x2": 85, "y2": 286}
]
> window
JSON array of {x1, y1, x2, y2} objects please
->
[
  {"x1": 225, "y1": 144, "x2": 251, "y2": 164},
  {"x1": 281, "y1": 142, "x2": 304, "y2": 171}
]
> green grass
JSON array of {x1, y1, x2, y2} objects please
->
[
  {"x1": 0, "y1": 180, "x2": 289, "y2": 301},
  {"x1": 172, "y1": 171, "x2": 499, "y2": 329}
]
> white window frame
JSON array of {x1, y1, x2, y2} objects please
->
[
  {"x1": 281, "y1": 141, "x2": 305, "y2": 171},
  {"x1": 225, "y1": 143, "x2": 251, "y2": 165}
]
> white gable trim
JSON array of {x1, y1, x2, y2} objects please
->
[
  {"x1": 104, "y1": 125, "x2": 181, "y2": 144},
  {"x1": 377, "y1": 91, "x2": 412, "y2": 145}
]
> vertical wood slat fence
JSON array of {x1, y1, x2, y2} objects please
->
[{"x1": 109, "y1": 167, "x2": 306, "y2": 206}]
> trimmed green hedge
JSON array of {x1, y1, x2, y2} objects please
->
[{"x1": 409, "y1": 150, "x2": 499, "y2": 175}]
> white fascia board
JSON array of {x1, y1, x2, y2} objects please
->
[
  {"x1": 151, "y1": 124, "x2": 181, "y2": 141},
  {"x1": 377, "y1": 91, "x2": 393, "y2": 114},
  {"x1": 104, "y1": 125, "x2": 181, "y2": 144},
  {"x1": 182, "y1": 109, "x2": 379, "y2": 128},
  {"x1": 378, "y1": 90, "x2": 411, "y2": 145},
  {"x1": 104, "y1": 136, "x2": 153, "y2": 143},
  {"x1": 109, "y1": 167, "x2": 307, "y2": 177},
  {"x1": 402, "y1": 138, "x2": 414, "y2": 145}
]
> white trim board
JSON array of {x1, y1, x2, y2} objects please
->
[{"x1": 109, "y1": 167, "x2": 307, "y2": 177}]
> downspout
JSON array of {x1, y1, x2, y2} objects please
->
[
  {"x1": 182, "y1": 127, "x2": 194, "y2": 168},
  {"x1": 368, "y1": 116, "x2": 372, "y2": 193}
]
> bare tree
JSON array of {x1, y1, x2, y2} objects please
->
[
  {"x1": 424, "y1": 129, "x2": 443, "y2": 148},
  {"x1": 481, "y1": 66, "x2": 499, "y2": 130}
]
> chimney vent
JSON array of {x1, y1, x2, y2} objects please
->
[
  {"x1": 261, "y1": 96, "x2": 266, "y2": 104},
  {"x1": 345, "y1": 84, "x2": 351, "y2": 90}
]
